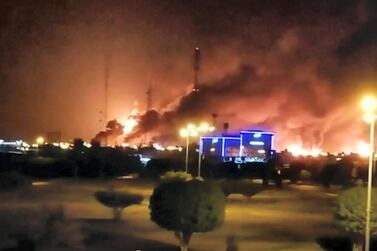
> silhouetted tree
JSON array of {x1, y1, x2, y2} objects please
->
[
  {"x1": 95, "y1": 191, "x2": 143, "y2": 221},
  {"x1": 150, "y1": 180, "x2": 225, "y2": 251}
]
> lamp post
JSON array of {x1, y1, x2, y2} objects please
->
[
  {"x1": 361, "y1": 95, "x2": 377, "y2": 251},
  {"x1": 196, "y1": 123, "x2": 215, "y2": 178},
  {"x1": 36, "y1": 136, "x2": 45, "y2": 153},
  {"x1": 179, "y1": 123, "x2": 214, "y2": 177},
  {"x1": 179, "y1": 125, "x2": 198, "y2": 173}
]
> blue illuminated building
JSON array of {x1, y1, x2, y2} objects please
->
[{"x1": 200, "y1": 130, "x2": 275, "y2": 163}]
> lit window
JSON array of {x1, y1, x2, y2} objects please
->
[
  {"x1": 212, "y1": 138, "x2": 218, "y2": 144},
  {"x1": 249, "y1": 141, "x2": 264, "y2": 146},
  {"x1": 253, "y1": 133, "x2": 262, "y2": 138}
]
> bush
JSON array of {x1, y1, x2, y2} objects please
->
[
  {"x1": 95, "y1": 191, "x2": 143, "y2": 220},
  {"x1": 300, "y1": 169, "x2": 311, "y2": 181},
  {"x1": 0, "y1": 206, "x2": 84, "y2": 250},
  {"x1": 0, "y1": 172, "x2": 31, "y2": 192},
  {"x1": 150, "y1": 180, "x2": 225, "y2": 251},
  {"x1": 318, "y1": 163, "x2": 353, "y2": 188},
  {"x1": 160, "y1": 171, "x2": 193, "y2": 181},
  {"x1": 22, "y1": 157, "x2": 77, "y2": 178},
  {"x1": 142, "y1": 158, "x2": 176, "y2": 178},
  {"x1": 219, "y1": 180, "x2": 263, "y2": 199},
  {"x1": 334, "y1": 187, "x2": 377, "y2": 250}
]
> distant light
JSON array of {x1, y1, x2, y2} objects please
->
[
  {"x1": 167, "y1": 145, "x2": 181, "y2": 151},
  {"x1": 32, "y1": 181, "x2": 50, "y2": 186},
  {"x1": 140, "y1": 157, "x2": 151, "y2": 165},
  {"x1": 36, "y1": 136, "x2": 45, "y2": 145},
  {"x1": 153, "y1": 143, "x2": 165, "y2": 151},
  {"x1": 83, "y1": 142, "x2": 92, "y2": 148},
  {"x1": 357, "y1": 141, "x2": 370, "y2": 158},
  {"x1": 257, "y1": 149, "x2": 266, "y2": 154},
  {"x1": 117, "y1": 175, "x2": 135, "y2": 180},
  {"x1": 210, "y1": 147, "x2": 216, "y2": 152},
  {"x1": 212, "y1": 138, "x2": 219, "y2": 144},
  {"x1": 59, "y1": 142, "x2": 70, "y2": 150}
]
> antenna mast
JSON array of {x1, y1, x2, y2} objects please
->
[
  {"x1": 192, "y1": 47, "x2": 201, "y2": 93},
  {"x1": 146, "y1": 84, "x2": 152, "y2": 112}
]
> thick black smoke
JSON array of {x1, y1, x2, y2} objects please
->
[{"x1": 125, "y1": 0, "x2": 377, "y2": 151}]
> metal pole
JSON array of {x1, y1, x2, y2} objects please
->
[
  {"x1": 198, "y1": 145, "x2": 202, "y2": 178},
  {"x1": 365, "y1": 117, "x2": 375, "y2": 251},
  {"x1": 185, "y1": 136, "x2": 189, "y2": 173}
]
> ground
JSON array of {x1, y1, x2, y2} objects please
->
[{"x1": 0, "y1": 179, "x2": 341, "y2": 251}]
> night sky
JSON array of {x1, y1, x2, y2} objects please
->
[{"x1": 1, "y1": 0, "x2": 377, "y2": 151}]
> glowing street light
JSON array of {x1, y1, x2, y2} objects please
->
[
  {"x1": 196, "y1": 122, "x2": 215, "y2": 178},
  {"x1": 361, "y1": 95, "x2": 377, "y2": 251},
  {"x1": 36, "y1": 136, "x2": 45, "y2": 145},
  {"x1": 179, "y1": 122, "x2": 215, "y2": 176}
]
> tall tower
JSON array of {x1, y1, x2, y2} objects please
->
[
  {"x1": 192, "y1": 47, "x2": 201, "y2": 93},
  {"x1": 102, "y1": 16, "x2": 115, "y2": 146},
  {"x1": 146, "y1": 84, "x2": 152, "y2": 112}
]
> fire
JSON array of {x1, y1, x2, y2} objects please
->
[
  {"x1": 356, "y1": 141, "x2": 370, "y2": 158},
  {"x1": 122, "y1": 107, "x2": 139, "y2": 135},
  {"x1": 287, "y1": 144, "x2": 323, "y2": 157}
]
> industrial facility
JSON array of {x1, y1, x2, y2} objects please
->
[{"x1": 200, "y1": 130, "x2": 275, "y2": 163}]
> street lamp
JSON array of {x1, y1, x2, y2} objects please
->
[
  {"x1": 179, "y1": 122, "x2": 215, "y2": 176},
  {"x1": 36, "y1": 136, "x2": 45, "y2": 145},
  {"x1": 361, "y1": 95, "x2": 377, "y2": 251},
  {"x1": 179, "y1": 126, "x2": 198, "y2": 173},
  {"x1": 196, "y1": 122, "x2": 215, "y2": 178}
]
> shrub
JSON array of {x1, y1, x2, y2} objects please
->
[
  {"x1": 0, "y1": 172, "x2": 31, "y2": 192},
  {"x1": 95, "y1": 191, "x2": 143, "y2": 220},
  {"x1": 219, "y1": 180, "x2": 262, "y2": 200},
  {"x1": 0, "y1": 206, "x2": 84, "y2": 250},
  {"x1": 150, "y1": 180, "x2": 225, "y2": 251},
  {"x1": 300, "y1": 169, "x2": 311, "y2": 181},
  {"x1": 160, "y1": 171, "x2": 193, "y2": 181},
  {"x1": 142, "y1": 158, "x2": 175, "y2": 178},
  {"x1": 334, "y1": 187, "x2": 377, "y2": 251}
]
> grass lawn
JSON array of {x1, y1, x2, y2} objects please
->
[{"x1": 0, "y1": 179, "x2": 340, "y2": 251}]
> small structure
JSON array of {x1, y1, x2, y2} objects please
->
[{"x1": 200, "y1": 130, "x2": 275, "y2": 163}]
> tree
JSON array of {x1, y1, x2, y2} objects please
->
[
  {"x1": 334, "y1": 187, "x2": 377, "y2": 251},
  {"x1": 149, "y1": 180, "x2": 225, "y2": 251},
  {"x1": 95, "y1": 191, "x2": 143, "y2": 221}
]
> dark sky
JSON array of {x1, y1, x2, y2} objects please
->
[{"x1": 1, "y1": 0, "x2": 377, "y2": 151}]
